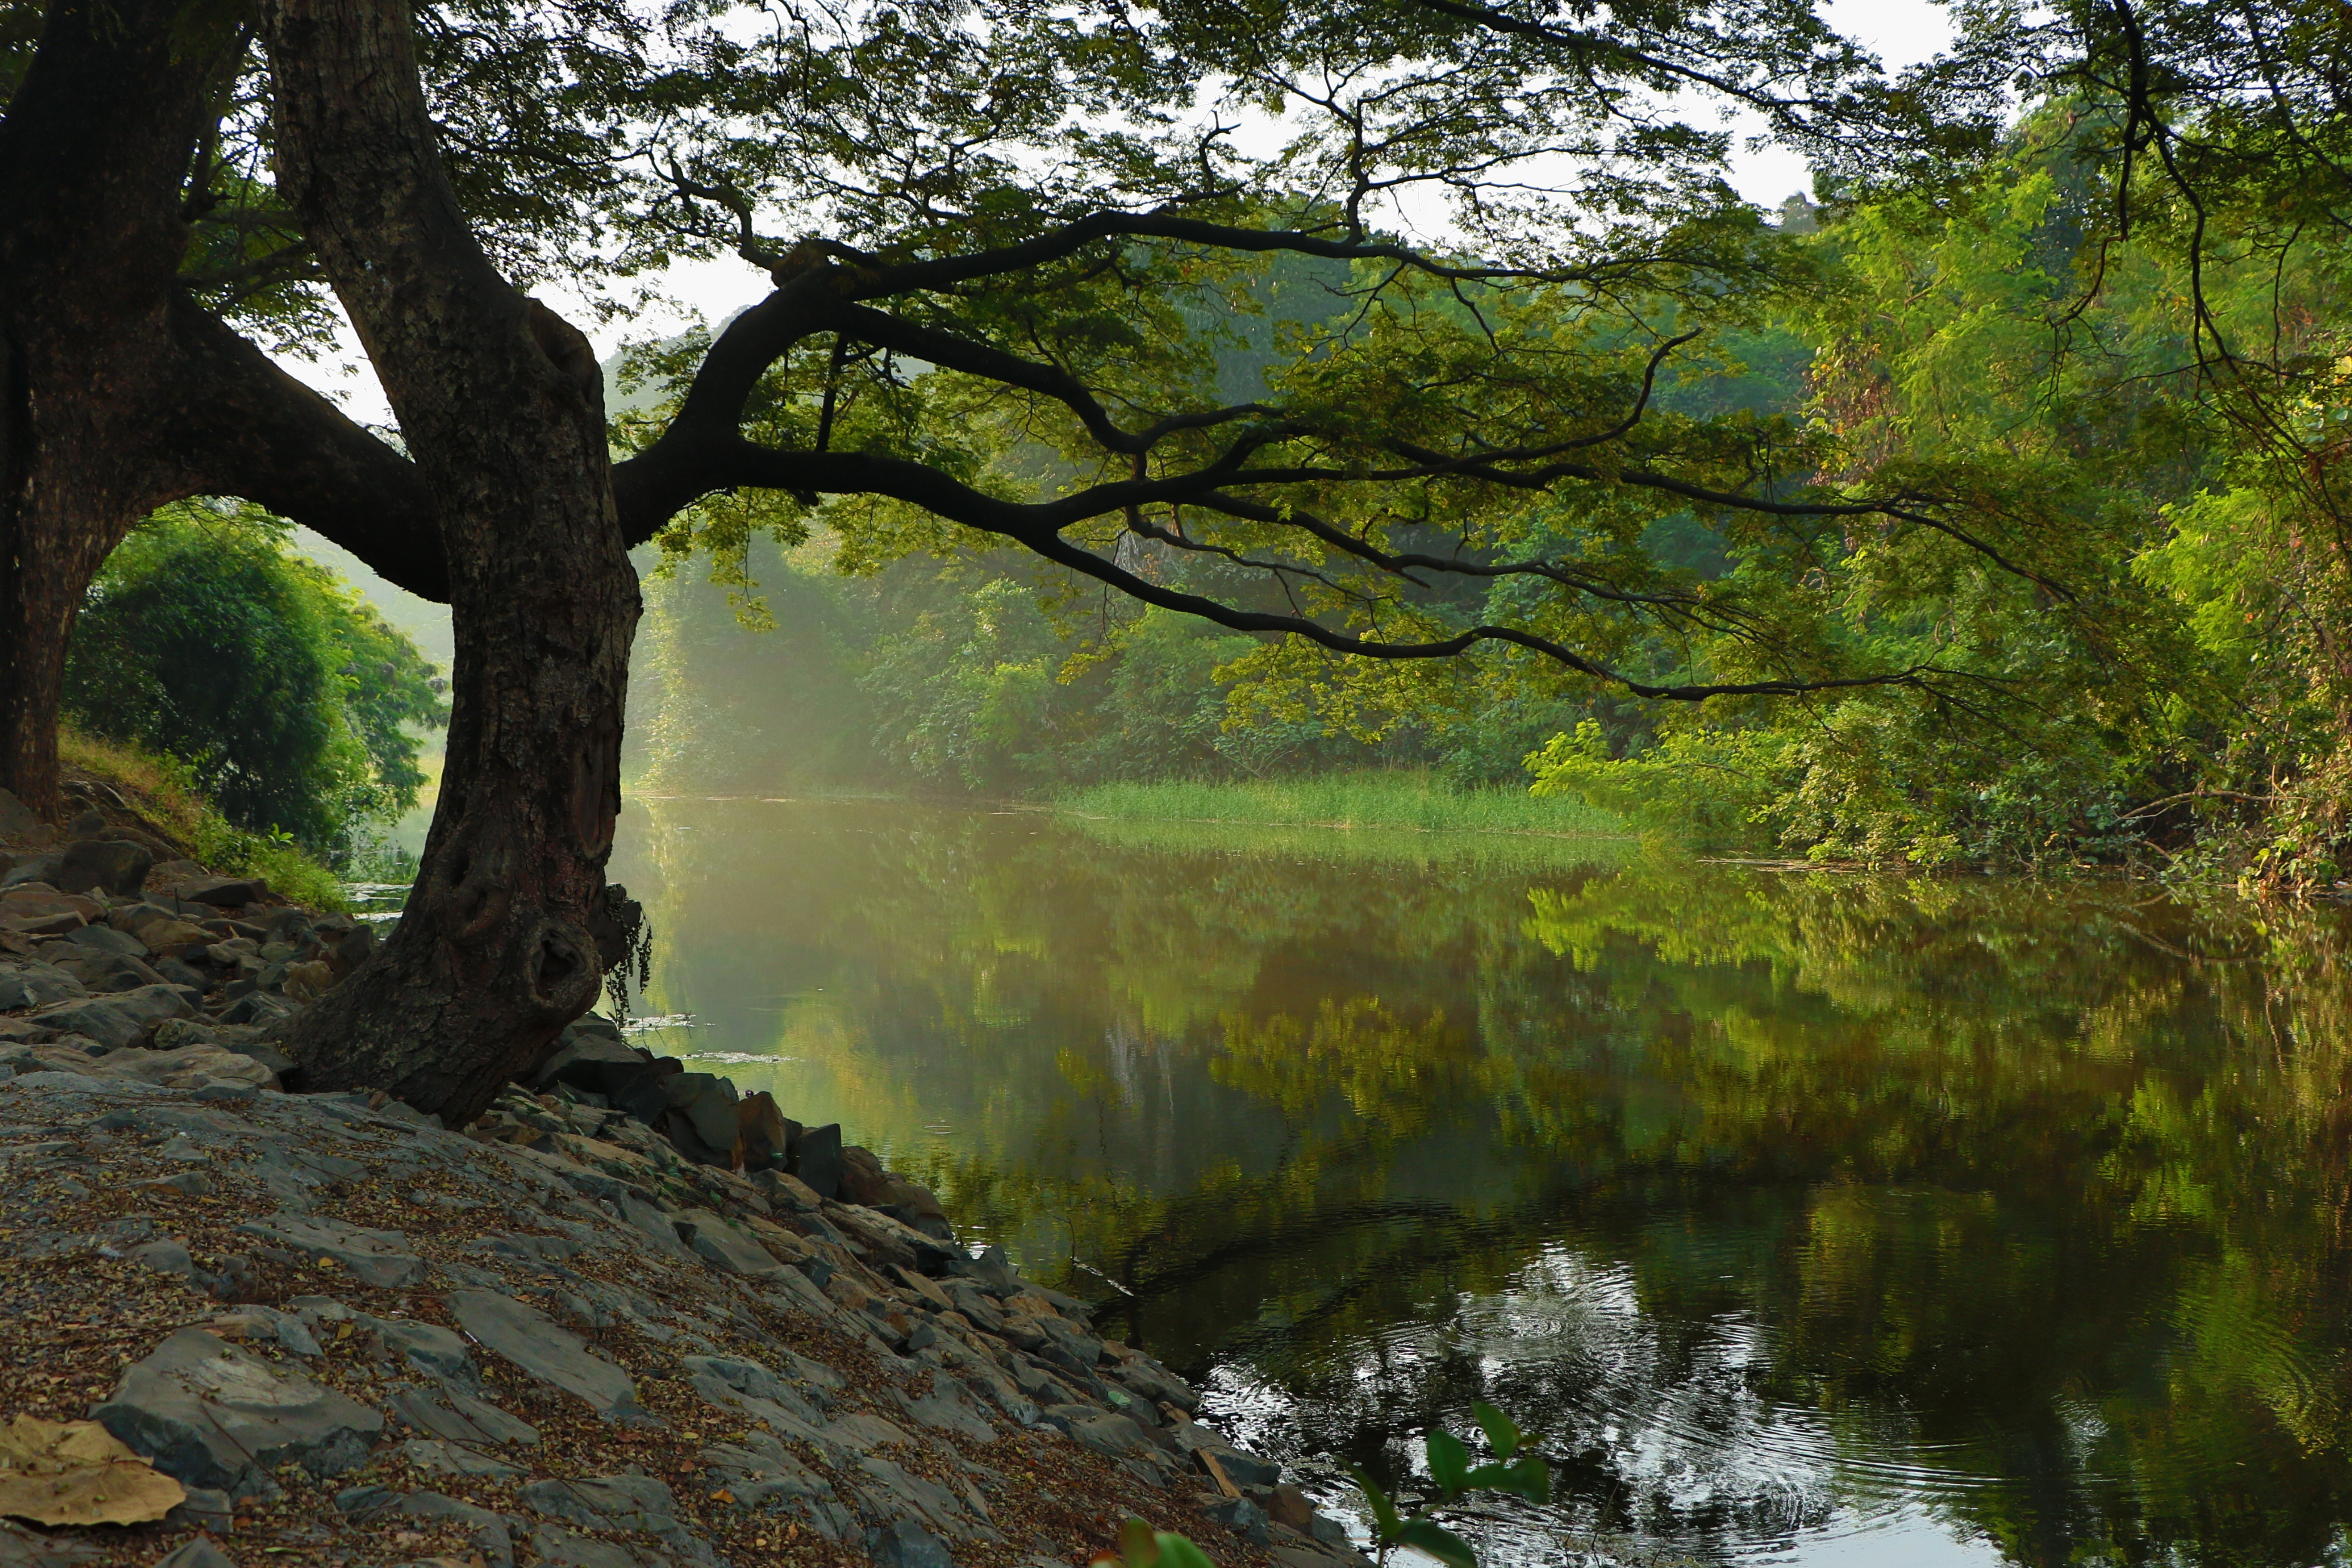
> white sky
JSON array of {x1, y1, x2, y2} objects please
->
[{"x1": 294, "y1": 0, "x2": 1956, "y2": 426}]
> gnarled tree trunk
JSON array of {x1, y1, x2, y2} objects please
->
[
  {"x1": 0, "y1": 0, "x2": 446, "y2": 818},
  {"x1": 262, "y1": 0, "x2": 640, "y2": 1122},
  {"x1": 0, "y1": 0, "x2": 218, "y2": 817}
]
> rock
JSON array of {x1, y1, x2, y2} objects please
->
[
  {"x1": 162, "y1": 1488, "x2": 234, "y2": 1536},
  {"x1": 398, "y1": 1439, "x2": 523, "y2": 1478},
  {"x1": 679, "y1": 1354, "x2": 827, "y2": 1429},
  {"x1": 57, "y1": 840, "x2": 153, "y2": 897},
  {"x1": 530, "y1": 1022, "x2": 645, "y2": 1095},
  {"x1": 236, "y1": 1216, "x2": 426, "y2": 1287},
  {"x1": 63, "y1": 809, "x2": 105, "y2": 839},
  {"x1": 1167, "y1": 1418, "x2": 1281, "y2": 1486},
  {"x1": 447, "y1": 1289, "x2": 648, "y2": 1421},
  {"x1": 338, "y1": 1487, "x2": 516, "y2": 1565},
  {"x1": 738, "y1": 1091, "x2": 790, "y2": 1169},
  {"x1": 869, "y1": 1519, "x2": 956, "y2": 1568},
  {"x1": 1258, "y1": 1483, "x2": 1321, "y2": 1533},
  {"x1": 93, "y1": 1326, "x2": 384, "y2": 1497},
  {"x1": 969, "y1": 1245, "x2": 1023, "y2": 1297},
  {"x1": 127, "y1": 913, "x2": 212, "y2": 953},
  {"x1": 672, "y1": 1208, "x2": 784, "y2": 1278},
  {"x1": 0, "y1": 789, "x2": 42, "y2": 840},
  {"x1": 385, "y1": 1385, "x2": 541, "y2": 1449},
  {"x1": 1204, "y1": 1496, "x2": 1271, "y2": 1546},
  {"x1": 748, "y1": 1168, "x2": 824, "y2": 1212},
  {"x1": 30, "y1": 987, "x2": 191, "y2": 1050},
  {"x1": 49, "y1": 948, "x2": 166, "y2": 993},
  {"x1": 0, "y1": 959, "x2": 88, "y2": 1010},
  {"x1": 697, "y1": 1433, "x2": 858, "y2": 1540},
  {"x1": 159, "y1": 874, "x2": 268, "y2": 908},
  {"x1": 1043, "y1": 1406, "x2": 1159, "y2": 1465},
  {"x1": 527, "y1": 1527, "x2": 657, "y2": 1568},
  {"x1": 62, "y1": 924, "x2": 146, "y2": 958},
  {"x1": 0, "y1": 857, "x2": 62, "y2": 892},
  {"x1": 613, "y1": 1192, "x2": 702, "y2": 1266},
  {"x1": 280, "y1": 960, "x2": 334, "y2": 1003},
  {"x1": 0, "y1": 1520, "x2": 106, "y2": 1568},
  {"x1": 655, "y1": 1073, "x2": 740, "y2": 1167},
  {"x1": 359, "y1": 1315, "x2": 477, "y2": 1384},
  {"x1": 150, "y1": 1537, "x2": 235, "y2": 1568},
  {"x1": 519, "y1": 1475, "x2": 711, "y2": 1565},
  {"x1": 793, "y1": 1122, "x2": 843, "y2": 1199},
  {"x1": 219, "y1": 992, "x2": 294, "y2": 1026},
  {"x1": 325, "y1": 925, "x2": 372, "y2": 980},
  {"x1": 876, "y1": 1177, "x2": 953, "y2": 1240},
  {"x1": 838, "y1": 1143, "x2": 889, "y2": 1205}
]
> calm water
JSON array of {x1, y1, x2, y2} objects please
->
[{"x1": 605, "y1": 797, "x2": 2352, "y2": 1568}]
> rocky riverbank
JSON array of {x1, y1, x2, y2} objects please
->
[{"x1": 0, "y1": 781, "x2": 1358, "y2": 1568}]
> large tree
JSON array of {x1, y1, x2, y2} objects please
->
[{"x1": 23, "y1": 0, "x2": 2339, "y2": 1118}]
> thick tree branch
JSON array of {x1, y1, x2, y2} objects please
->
[{"x1": 161, "y1": 295, "x2": 448, "y2": 599}]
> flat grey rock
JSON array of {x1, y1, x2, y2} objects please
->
[
  {"x1": 673, "y1": 1207, "x2": 783, "y2": 1278},
  {"x1": 448, "y1": 1289, "x2": 647, "y2": 1421},
  {"x1": 680, "y1": 1352, "x2": 824, "y2": 1428},
  {"x1": 870, "y1": 1519, "x2": 956, "y2": 1568},
  {"x1": 0, "y1": 960, "x2": 86, "y2": 1010},
  {"x1": 237, "y1": 1216, "x2": 425, "y2": 1288},
  {"x1": 528, "y1": 1527, "x2": 657, "y2": 1568},
  {"x1": 361, "y1": 1314, "x2": 476, "y2": 1384},
  {"x1": 150, "y1": 1537, "x2": 236, "y2": 1568},
  {"x1": 34, "y1": 983, "x2": 190, "y2": 1047},
  {"x1": 397, "y1": 1438, "x2": 524, "y2": 1477},
  {"x1": 698, "y1": 1433, "x2": 858, "y2": 1540},
  {"x1": 387, "y1": 1382, "x2": 542, "y2": 1447},
  {"x1": 613, "y1": 1191, "x2": 701, "y2": 1265},
  {"x1": 520, "y1": 1475, "x2": 712, "y2": 1565},
  {"x1": 896, "y1": 1381, "x2": 999, "y2": 1445},
  {"x1": 93, "y1": 1326, "x2": 384, "y2": 1497},
  {"x1": 63, "y1": 923, "x2": 147, "y2": 958}
]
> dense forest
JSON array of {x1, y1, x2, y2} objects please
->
[{"x1": 612, "y1": 102, "x2": 2350, "y2": 885}]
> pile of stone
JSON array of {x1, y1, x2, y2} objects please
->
[
  {"x1": 0, "y1": 1065, "x2": 1348, "y2": 1568},
  {"x1": 0, "y1": 784, "x2": 368, "y2": 1096},
  {"x1": 0, "y1": 779, "x2": 1355, "y2": 1568}
]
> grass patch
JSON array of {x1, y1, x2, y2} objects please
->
[
  {"x1": 61, "y1": 727, "x2": 349, "y2": 911},
  {"x1": 1057, "y1": 771, "x2": 1629, "y2": 839},
  {"x1": 1054, "y1": 772, "x2": 1634, "y2": 870}
]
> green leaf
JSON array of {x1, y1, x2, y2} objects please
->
[
  {"x1": 1345, "y1": 1466, "x2": 1401, "y2": 1540},
  {"x1": 1154, "y1": 1531, "x2": 1217, "y2": 1568},
  {"x1": 1395, "y1": 1519, "x2": 1479, "y2": 1568},
  {"x1": 1468, "y1": 1402, "x2": 1522, "y2": 1461},
  {"x1": 1425, "y1": 1430, "x2": 1472, "y2": 1498},
  {"x1": 1118, "y1": 1517, "x2": 1160, "y2": 1568},
  {"x1": 1461, "y1": 1454, "x2": 1551, "y2": 1504}
]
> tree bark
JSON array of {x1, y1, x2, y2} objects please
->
[
  {"x1": 0, "y1": 0, "x2": 446, "y2": 816},
  {"x1": 0, "y1": 0, "x2": 218, "y2": 816},
  {"x1": 261, "y1": 0, "x2": 640, "y2": 1121}
]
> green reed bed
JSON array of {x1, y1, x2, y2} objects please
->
[{"x1": 1054, "y1": 772, "x2": 1629, "y2": 862}]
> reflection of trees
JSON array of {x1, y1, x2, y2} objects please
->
[{"x1": 610, "y1": 805, "x2": 2352, "y2": 1566}]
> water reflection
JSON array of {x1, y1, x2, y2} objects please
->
[{"x1": 607, "y1": 797, "x2": 2352, "y2": 1567}]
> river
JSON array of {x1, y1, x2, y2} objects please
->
[{"x1": 603, "y1": 796, "x2": 2352, "y2": 1568}]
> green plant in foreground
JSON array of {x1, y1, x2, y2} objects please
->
[
  {"x1": 1104, "y1": 1404, "x2": 1549, "y2": 1568},
  {"x1": 1349, "y1": 1403, "x2": 1551, "y2": 1568}
]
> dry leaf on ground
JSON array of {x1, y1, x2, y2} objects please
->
[{"x1": 0, "y1": 1415, "x2": 186, "y2": 1526}]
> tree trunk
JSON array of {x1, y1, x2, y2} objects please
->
[
  {"x1": 262, "y1": 0, "x2": 640, "y2": 1122},
  {"x1": 0, "y1": 0, "x2": 220, "y2": 816},
  {"x1": 0, "y1": 0, "x2": 445, "y2": 818}
]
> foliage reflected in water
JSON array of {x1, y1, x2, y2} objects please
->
[{"x1": 610, "y1": 801, "x2": 2352, "y2": 1566}]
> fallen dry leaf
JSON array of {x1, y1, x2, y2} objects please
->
[{"x1": 0, "y1": 1415, "x2": 186, "y2": 1526}]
